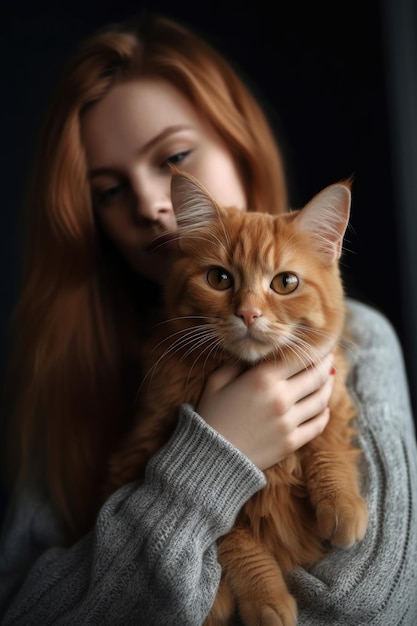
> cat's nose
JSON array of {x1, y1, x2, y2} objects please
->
[{"x1": 237, "y1": 308, "x2": 262, "y2": 328}]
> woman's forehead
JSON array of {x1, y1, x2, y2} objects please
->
[{"x1": 81, "y1": 78, "x2": 203, "y2": 166}]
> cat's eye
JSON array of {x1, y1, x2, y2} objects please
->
[
  {"x1": 206, "y1": 267, "x2": 233, "y2": 290},
  {"x1": 271, "y1": 272, "x2": 299, "y2": 294}
]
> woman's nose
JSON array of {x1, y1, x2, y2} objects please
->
[{"x1": 132, "y1": 173, "x2": 173, "y2": 223}]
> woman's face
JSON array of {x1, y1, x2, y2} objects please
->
[{"x1": 81, "y1": 78, "x2": 247, "y2": 284}]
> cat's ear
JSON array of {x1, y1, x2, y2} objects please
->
[
  {"x1": 296, "y1": 182, "x2": 351, "y2": 262},
  {"x1": 171, "y1": 171, "x2": 221, "y2": 230}
]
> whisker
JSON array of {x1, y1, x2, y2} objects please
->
[
  {"x1": 151, "y1": 314, "x2": 207, "y2": 330},
  {"x1": 184, "y1": 337, "x2": 225, "y2": 390},
  {"x1": 137, "y1": 324, "x2": 220, "y2": 401},
  {"x1": 153, "y1": 325, "x2": 214, "y2": 355}
]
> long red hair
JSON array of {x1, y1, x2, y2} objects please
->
[{"x1": 3, "y1": 13, "x2": 289, "y2": 538}]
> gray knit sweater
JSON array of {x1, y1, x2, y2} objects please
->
[{"x1": 0, "y1": 299, "x2": 416, "y2": 625}]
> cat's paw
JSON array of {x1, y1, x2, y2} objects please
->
[
  {"x1": 239, "y1": 596, "x2": 297, "y2": 626},
  {"x1": 317, "y1": 494, "x2": 368, "y2": 547}
]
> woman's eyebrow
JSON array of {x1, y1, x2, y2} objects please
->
[
  {"x1": 138, "y1": 124, "x2": 193, "y2": 155},
  {"x1": 89, "y1": 124, "x2": 193, "y2": 179},
  {"x1": 89, "y1": 167, "x2": 119, "y2": 180}
]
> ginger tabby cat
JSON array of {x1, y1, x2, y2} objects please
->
[{"x1": 107, "y1": 172, "x2": 368, "y2": 626}]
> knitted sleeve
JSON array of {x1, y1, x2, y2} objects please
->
[
  {"x1": 0, "y1": 407, "x2": 266, "y2": 625},
  {"x1": 288, "y1": 299, "x2": 417, "y2": 625}
]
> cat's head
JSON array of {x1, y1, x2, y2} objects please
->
[{"x1": 166, "y1": 172, "x2": 351, "y2": 367}]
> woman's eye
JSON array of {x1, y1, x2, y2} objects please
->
[
  {"x1": 271, "y1": 272, "x2": 299, "y2": 294},
  {"x1": 206, "y1": 267, "x2": 233, "y2": 290},
  {"x1": 94, "y1": 184, "x2": 124, "y2": 207},
  {"x1": 164, "y1": 150, "x2": 191, "y2": 168}
]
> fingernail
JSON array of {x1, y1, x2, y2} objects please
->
[{"x1": 330, "y1": 366, "x2": 336, "y2": 376}]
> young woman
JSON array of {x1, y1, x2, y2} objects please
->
[{"x1": 1, "y1": 13, "x2": 416, "y2": 625}]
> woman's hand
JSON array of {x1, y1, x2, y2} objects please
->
[{"x1": 196, "y1": 354, "x2": 335, "y2": 471}]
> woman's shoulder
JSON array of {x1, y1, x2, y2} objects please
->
[
  {"x1": 345, "y1": 297, "x2": 401, "y2": 351},
  {"x1": 345, "y1": 298, "x2": 414, "y2": 432},
  {"x1": 345, "y1": 297, "x2": 407, "y2": 377}
]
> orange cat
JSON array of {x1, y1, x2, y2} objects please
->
[{"x1": 107, "y1": 172, "x2": 368, "y2": 626}]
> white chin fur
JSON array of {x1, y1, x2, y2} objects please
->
[{"x1": 232, "y1": 343, "x2": 273, "y2": 363}]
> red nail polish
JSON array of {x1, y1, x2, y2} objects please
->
[{"x1": 330, "y1": 366, "x2": 336, "y2": 376}]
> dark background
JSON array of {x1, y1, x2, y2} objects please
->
[{"x1": 2, "y1": 0, "x2": 417, "y2": 423}]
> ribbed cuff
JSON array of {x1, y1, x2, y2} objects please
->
[{"x1": 146, "y1": 404, "x2": 266, "y2": 532}]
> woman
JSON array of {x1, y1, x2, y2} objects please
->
[{"x1": 1, "y1": 13, "x2": 416, "y2": 625}]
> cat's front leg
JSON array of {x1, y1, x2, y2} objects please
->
[
  {"x1": 204, "y1": 581, "x2": 234, "y2": 626},
  {"x1": 305, "y1": 448, "x2": 368, "y2": 547},
  {"x1": 206, "y1": 525, "x2": 297, "y2": 626}
]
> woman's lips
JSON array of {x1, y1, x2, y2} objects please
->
[{"x1": 146, "y1": 232, "x2": 178, "y2": 253}]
